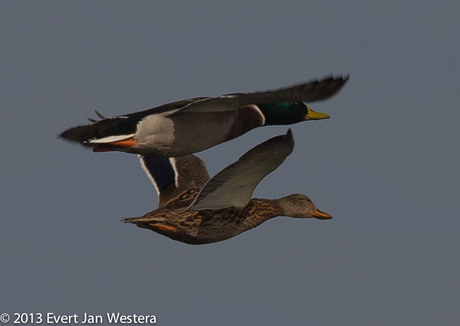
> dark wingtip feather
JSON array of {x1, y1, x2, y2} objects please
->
[
  {"x1": 313, "y1": 74, "x2": 350, "y2": 100},
  {"x1": 59, "y1": 125, "x2": 88, "y2": 143},
  {"x1": 59, "y1": 116, "x2": 128, "y2": 144},
  {"x1": 59, "y1": 123, "x2": 102, "y2": 143}
]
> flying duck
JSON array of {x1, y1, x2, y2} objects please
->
[
  {"x1": 60, "y1": 75, "x2": 348, "y2": 157},
  {"x1": 122, "y1": 129, "x2": 332, "y2": 244}
]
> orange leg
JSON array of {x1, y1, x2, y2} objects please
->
[
  {"x1": 150, "y1": 223, "x2": 176, "y2": 231},
  {"x1": 92, "y1": 138, "x2": 137, "y2": 152}
]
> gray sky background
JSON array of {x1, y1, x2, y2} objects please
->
[{"x1": 1, "y1": 1, "x2": 459, "y2": 325}]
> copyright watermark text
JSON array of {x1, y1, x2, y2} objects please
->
[{"x1": 0, "y1": 312, "x2": 156, "y2": 324}]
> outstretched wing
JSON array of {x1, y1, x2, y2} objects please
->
[
  {"x1": 140, "y1": 154, "x2": 210, "y2": 207},
  {"x1": 180, "y1": 75, "x2": 349, "y2": 113},
  {"x1": 60, "y1": 76, "x2": 347, "y2": 146},
  {"x1": 188, "y1": 129, "x2": 295, "y2": 210}
]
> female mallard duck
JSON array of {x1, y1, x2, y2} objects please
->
[
  {"x1": 122, "y1": 129, "x2": 332, "y2": 244},
  {"x1": 60, "y1": 75, "x2": 348, "y2": 157}
]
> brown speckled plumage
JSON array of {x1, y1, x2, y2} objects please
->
[{"x1": 122, "y1": 130, "x2": 332, "y2": 244}]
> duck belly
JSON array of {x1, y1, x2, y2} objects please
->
[{"x1": 136, "y1": 111, "x2": 235, "y2": 156}]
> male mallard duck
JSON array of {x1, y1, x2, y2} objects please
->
[
  {"x1": 60, "y1": 75, "x2": 348, "y2": 157},
  {"x1": 122, "y1": 130, "x2": 332, "y2": 244}
]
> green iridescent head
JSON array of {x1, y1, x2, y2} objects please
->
[{"x1": 257, "y1": 102, "x2": 330, "y2": 125}]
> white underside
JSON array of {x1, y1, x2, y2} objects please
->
[
  {"x1": 86, "y1": 134, "x2": 135, "y2": 144},
  {"x1": 135, "y1": 115, "x2": 175, "y2": 152}
]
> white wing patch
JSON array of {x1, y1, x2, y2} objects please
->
[
  {"x1": 139, "y1": 155, "x2": 161, "y2": 198},
  {"x1": 87, "y1": 134, "x2": 135, "y2": 144},
  {"x1": 169, "y1": 158, "x2": 180, "y2": 188}
]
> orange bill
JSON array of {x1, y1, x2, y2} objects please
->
[{"x1": 313, "y1": 209, "x2": 332, "y2": 220}]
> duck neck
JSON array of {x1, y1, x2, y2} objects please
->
[
  {"x1": 241, "y1": 198, "x2": 282, "y2": 230},
  {"x1": 258, "y1": 103, "x2": 306, "y2": 125}
]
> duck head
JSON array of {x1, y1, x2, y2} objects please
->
[
  {"x1": 258, "y1": 102, "x2": 330, "y2": 125},
  {"x1": 276, "y1": 194, "x2": 332, "y2": 220}
]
